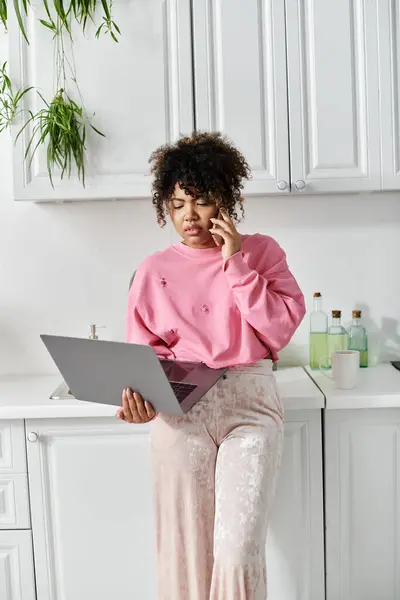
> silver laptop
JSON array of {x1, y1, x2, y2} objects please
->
[{"x1": 41, "y1": 335, "x2": 227, "y2": 415}]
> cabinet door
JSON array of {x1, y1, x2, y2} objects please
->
[
  {"x1": 0, "y1": 530, "x2": 36, "y2": 600},
  {"x1": 286, "y1": 0, "x2": 381, "y2": 193},
  {"x1": 25, "y1": 418, "x2": 156, "y2": 600},
  {"x1": 9, "y1": 0, "x2": 193, "y2": 201},
  {"x1": 267, "y1": 410, "x2": 325, "y2": 600},
  {"x1": 0, "y1": 421, "x2": 27, "y2": 474},
  {"x1": 0, "y1": 420, "x2": 30, "y2": 530},
  {"x1": 192, "y1": 0, "x2": 290, "y2": 195},
  {"x1": 378, "y1": 0, "x2": 400, "y2": 189},
  {"x1": 325, "y1": 409, "x2": 400, "y2": 600}
]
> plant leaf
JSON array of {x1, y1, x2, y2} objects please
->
[
  {"x1": 36, "y1": 91, "x2": 50, "y2": 108},
  {"x1": 95, "y1": 23, "x2": 104, "y2": 38},
  {"x1": 100, "y1": 0, "x2": 110, "y2": 20},
  {"x1": 0, "y1": 0, "x2": 7, "y2": 30},
  {"x1": 14, "y1": 86, "x2": 34, "y2": 103},
  {"x1": 13, "y1": 0, "x2": 29, "y2": 44},
  {"x1": 39, "y1": 19, "x2": 56, "y2": 31},
  {"x1": 90, "y1": 124, "x2": 105, "y2": 137},
  {"x1": 41, "y1": 0, "x2": 53, "y2": 24},
  {"x1": 15, "y1": 111, "x2": 36, "y2": 143},
  {"x1": 21, "y1": 0, "x2": 29, "y2": 15}
]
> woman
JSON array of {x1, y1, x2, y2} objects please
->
[{"x1": 117, "y1": 131, "x2": 305, "y2": 599}]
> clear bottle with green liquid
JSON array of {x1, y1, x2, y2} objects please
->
[
  {"x1": 348, "y1": 309, "x2": 368, "y2": 367},
  {"x1": 309, "y1": 292, "x2": 328, "y2": 369},
  {"x1": 328, "y1": 310, "x2": 348, "y2": 355}
]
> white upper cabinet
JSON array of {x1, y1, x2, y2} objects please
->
[
  {"x1": 9, "y1": 0, "x2": 193, "y2": 201},
  {"x1": 8, "y1": 0, "x2": 396, "y2": 199},
  {"x1": 378, "y1": 0, "x2": 400, "y2": 189},
  {"x1": 192, "y1": 0, "x2": 382, "y2": 196},
  {"x1": 285, "y1": 0, "x2": 381, "y2": 194},
  {"x1": 192, "y1": 0, "x2": 291, "y2": 195}
]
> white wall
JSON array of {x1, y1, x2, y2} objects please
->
[{"x1": 1, "y1": 47, "x2": 400, "y2": 376}]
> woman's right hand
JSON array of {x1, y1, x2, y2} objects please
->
[{"x1": 116, "y1": 388, "x2": 157, "y2": 423}]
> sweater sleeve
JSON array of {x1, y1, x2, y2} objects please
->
[
  {"x1": 126, "y1": 271, "x2": 175, "y2": 359},
  {"x1": 223, "y1": 238, "x2": 306, "y2": 353}
]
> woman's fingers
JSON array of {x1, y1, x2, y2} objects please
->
[
  {"x1": 211, "y1": 234, "x2": 222, "y2": 247},
  {"x1": 133, "y1": 391, "x2": 148, "y2": 421},
  {"x1": 145, "y1": 401, "x2": 157, "y2": 420},
  {"x1": 124, "y1": 388, "x2": 139, "y2": 423},
  {"x1": 119, "y1": 388, "x2": 156, "y2": 424},
  {"x1": 210, "y1": 226, "x2": 230, "y2": 243},
  {"x1": 210, "y1": 217, "x2": 232, "y2": 233},
  {"x1": 121, "y1": 389, "x2": 133, "y2": 421},
  {"x1": 220, "y1": 208, "x2": 234, "y2": 223},
  {"x1": 116, "y1": 407, "x2": 126, "y2": 421}
]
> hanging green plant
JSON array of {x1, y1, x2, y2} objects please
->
[
  {"x1": 1, "y1": 0, "x2": 119, "y2": 189},
  {"x1": 0, "y1": 61, "x2": 33, "y2": 132},
  {"x1": 13, "y1": 15, "x2": 105, "y2": 188},
  {"x1": 0, "y1": 0, "x2": 120, "y2": 43},
  {"x1": 16, "y1": 89, "x2": 104, "y2": 186}
]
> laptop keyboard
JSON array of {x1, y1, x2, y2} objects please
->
[{"x1": 170, "y1": 381, "x2": 197, "y2": 403}]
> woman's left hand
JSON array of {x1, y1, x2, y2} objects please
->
[{"x1": 210, "y1": 210, "x2": 242, "y2": 261}]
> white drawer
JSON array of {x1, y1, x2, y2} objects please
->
[
  {"x1": 0, "y1": 474, "x2": 31, "y2": 529},
  {"x1": 0, "y1": 420, "x2": 27, "y2": 473},
  {"x1": 0, "y1": 530, "x2": 36, "y2": 600}
]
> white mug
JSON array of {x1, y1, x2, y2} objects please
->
[{"x1": 319, "y1": 350, "x2": 360, "y2": 389}]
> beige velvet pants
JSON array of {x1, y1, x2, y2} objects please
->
[{"x1": 150, "y1": 360, "x2": 284, "y2": 600}]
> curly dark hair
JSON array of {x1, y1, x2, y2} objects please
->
[{"x1": 148, "y1": 131, "x2": 251, "y2": 227}]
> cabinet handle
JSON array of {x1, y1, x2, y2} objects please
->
[
  {"x1": 294, "y1": 180, "x2": 306, "y2": 190},
  {"x1": 277, "y1": 180, "x2": 288, "y2": 191},
  {"x1": 27, "y1": 432, "x2": 39, "y2": 443}
]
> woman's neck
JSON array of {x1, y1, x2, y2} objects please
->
[{"x1": 181, "y1": 238, "x2": 217, "y2": 250}]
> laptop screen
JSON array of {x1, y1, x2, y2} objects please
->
[{"x1": 159, "y1": 360, "x2": 199, "y2": 383}]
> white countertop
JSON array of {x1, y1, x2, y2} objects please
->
[
  {"x1": 0, "y1": 367, "x2": 324, "y2": 420},
  {"x1": 275, "y1": 366, "x2": 324, "y2": 410},
  {"x1": 305, "y1": 363, "x2": 400, "y2": 409}
]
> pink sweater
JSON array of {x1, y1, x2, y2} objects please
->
[{"x1": 126, "y1": 234, "x2": 305, "y2": 368}]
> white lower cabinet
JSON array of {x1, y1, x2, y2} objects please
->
[
  {"x1": 0, "y1": 530, "x2": 36, "y2": 600},
  {"x1": 25, "y1": 418, "x2": 156, "y2": 600},
  {"x1": 0, "y1": 419, "x2": 35, "y2": 600},
  {"x1": 268, "y1": 410, "x2": 325, "y2": 600},
  {"x1": 25, "y1": 410, "x2": 324, "y2": 600},
  {"x1": 325, "y1": 409, "x2": 400, "y2": 600}
]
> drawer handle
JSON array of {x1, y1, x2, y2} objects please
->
[{"x1": 27, "y1": 432, "x2": 39, "y2": 443}]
